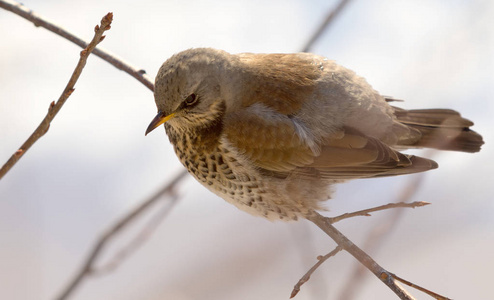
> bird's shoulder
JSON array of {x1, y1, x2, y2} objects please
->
[{"x1": 233, "y1": 52, "x2": 333, "y2": 115}]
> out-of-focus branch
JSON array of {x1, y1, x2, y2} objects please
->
[
  {"x1": 0, "y1": 0, "x2": 154, "y2": 91},
  {"x1": 55, "y1": 170, "x2": 188, "y2": 300},
  {"x1": 89, "y1": 192, "x2": 180, "y2": 276},
  {"x1": 300, "y1": 0, "x2": 352, "y2": 52},
  {"x1": 0, "y1": 12, "x2": 113, "y2": 180}
]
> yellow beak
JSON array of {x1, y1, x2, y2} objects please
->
[{"x1": 145, "y1": 111, "x2": 176, "y2": 135}]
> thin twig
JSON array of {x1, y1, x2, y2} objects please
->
[
  {"x1": 0, "y1": 12, "x2": 113, "y2": 180},
  {"x1": 290, "y1": 246, "x2": 343, "y2": 298},
  {"x1": 391, "y1": 273, "x2": 452, "y2": 300},
  {"x1": 0, "y1": 0, "x2": 154, "y2": 91},
  {"x1": 300, "y1": 0, "x2": 352, "y2": 52},
  {"x1": 306, "y1": 211, "x2": 416, "y2": 300},
  {"x1": 328, "y1": 201, "x2": 430, "y2": 224},
  {"x1": 89, "y1": 192, "x2": 180, "y2": 276},
  {"x1": 55, "y1": 170, "x2": 188, "y2": 300}
]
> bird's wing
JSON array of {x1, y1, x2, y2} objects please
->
[
  {"x1": 301, "y1": 127, "x2": 437, "y2": 179},
  {"x1": 223, "y1": 109, "x2": 437, "y2": 179},
  {"x1": 222, "y1": 107, "x2": 317, "y2": 173}
]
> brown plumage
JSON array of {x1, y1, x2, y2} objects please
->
[
  {"x1": 392, "y1": 107, "x2": 483, "y2": 152},
  {"x1": 146, "y1": 48, "x2": 483, "y2": 220}
]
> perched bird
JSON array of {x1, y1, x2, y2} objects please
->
[{"x1": 146, "y1": 48, "x2": 483, "y2": 221}]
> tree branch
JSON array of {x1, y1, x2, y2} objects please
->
[
  {"x1": 0, "y1": 11, "x2": 113, "y2": 180},
  {"x1": 391, "y1": 273, "x2": 451, "y2": 300},
  {"x1": 300, "y1": 0, "x2": 352, "y2": 52},
  {"x1": 306, "y1": 211, "x2": 416, "y2": 300},
  {"x1": 338, "y1": 173, "x2": 429, "y2": 299},
  {"x1": 89, "y1": 192, "x2": 180, "y2": 277},
  {"x1": 328, "y1": 201, "x2": 430, "y2": 224},
  {"x1": 0, "y1": 0, "x2": 154, "y2": 91},
  {"x1": 55, "y1": 170, "x2": 188, "y2": 300},
  {"x1": 292, "y1": 197, "x2": 433, "y2": 299},
  {"x1": 290, "y1": 246, "x2": 343, "y2": 298}
]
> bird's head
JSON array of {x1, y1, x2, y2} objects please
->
[{"x1": 146, "y1": 48, "x2": 233, "y2": 135}]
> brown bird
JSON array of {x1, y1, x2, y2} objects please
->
[{"x1": 146, "y1": 48, "x2": 483, "y2": 221}]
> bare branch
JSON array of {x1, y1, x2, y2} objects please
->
[
  {"x1": 0, "y1": 0, "x2": 154, "y2": 91},
  {"x1": 300, "y1": 0, "x2": 352, "y2": 52},
  {"x1": 391, "y1": 273, "x2": 451, "y2": 300},
  {"x1": 0, "y1": 12, "x2": 113, "y2": 180},
  {"x1": 89, "y1": 192, "x2": 180, "y2": 276},
  {"x1": 290, "y1": 246, "x2": 343, "y2": 298},
  {"x1": 55, "y1": 170, "x2": 188, "y2": 300},
  {"x1": 306, "y1": 211, "x2": 417, "y2": 300},
  {"x1": 328, "y1": 201, "x2": 430, "y2": 224},
  {"x1": 292, "y1": 199, "x2": 431, "y2": 298}
]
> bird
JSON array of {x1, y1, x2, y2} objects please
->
[{"x1": 145, "y1": 48, "x2": 483, "y2": 221}]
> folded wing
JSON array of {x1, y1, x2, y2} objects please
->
[{"x1": 223, "y1": 108, "x2": 437, "y2": 180}]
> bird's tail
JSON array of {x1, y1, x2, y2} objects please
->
[{"x1": 393, "y1": 107, "x2": 484, "y2": 153}]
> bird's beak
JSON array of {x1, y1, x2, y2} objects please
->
[{"x1": 145, "y1": 111, "x2": 176, "y2": 135}]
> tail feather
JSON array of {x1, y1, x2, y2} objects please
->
[{"x1": 393, "y1": 107, "x2": 484, "y2": 153}]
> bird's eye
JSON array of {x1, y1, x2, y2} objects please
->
[{"x1": 184, "y1": 93, "x2": 198, "y2": 106}]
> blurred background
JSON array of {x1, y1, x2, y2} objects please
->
[{"x1": 1, "y1": 0, "x2": 493, "y2": 299}]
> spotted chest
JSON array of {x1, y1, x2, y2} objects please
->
[{"x1": 164, "y1": 124, "x2": 281, "y2": 216}]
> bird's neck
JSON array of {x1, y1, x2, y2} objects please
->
[{"x1": 166, "y1": 120, "x2": 223, "y2": 159}]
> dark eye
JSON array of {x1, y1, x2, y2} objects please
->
[{"x1": 184, "y1": 93, "x2": 198, "y2": 106}]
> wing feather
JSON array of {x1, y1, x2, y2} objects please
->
[{"x1": 224, "y1": 102, "x2": 437, "y2": 179}]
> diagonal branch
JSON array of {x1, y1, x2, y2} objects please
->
[
  {"x1": 292, "y1": 199, "x2": 432, "y2": 298},
  {"x1": 0, "y1": 12, "x2": 113, "y2": 180},
  {"x1": 391, "y1": 273, "x2": 451, "y2": 300},
  {"x1": 290, "y1": 246, "x2": 343, "y2": 298},
  {"x1": 300, "y1": 0, "x2": 352, "y2": 52},
  {"x1": 89, "y1": 192, "x2": 180, "y2": 277},
  {"x1": 306, "y1": 211, "x2": 417, "y2": 300},
  {"x1": 0, "y1": 0, "x2": 154, "y2": 91},
  {"x1": 338, "y1": 173, "x2": 430, "y2": 299},
  {"x1": 55, "y1": 170, "x2": 188, "y2": 300},
  {"x1": 305, "y1": 209, "x2": 453, "y2": 300}
]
